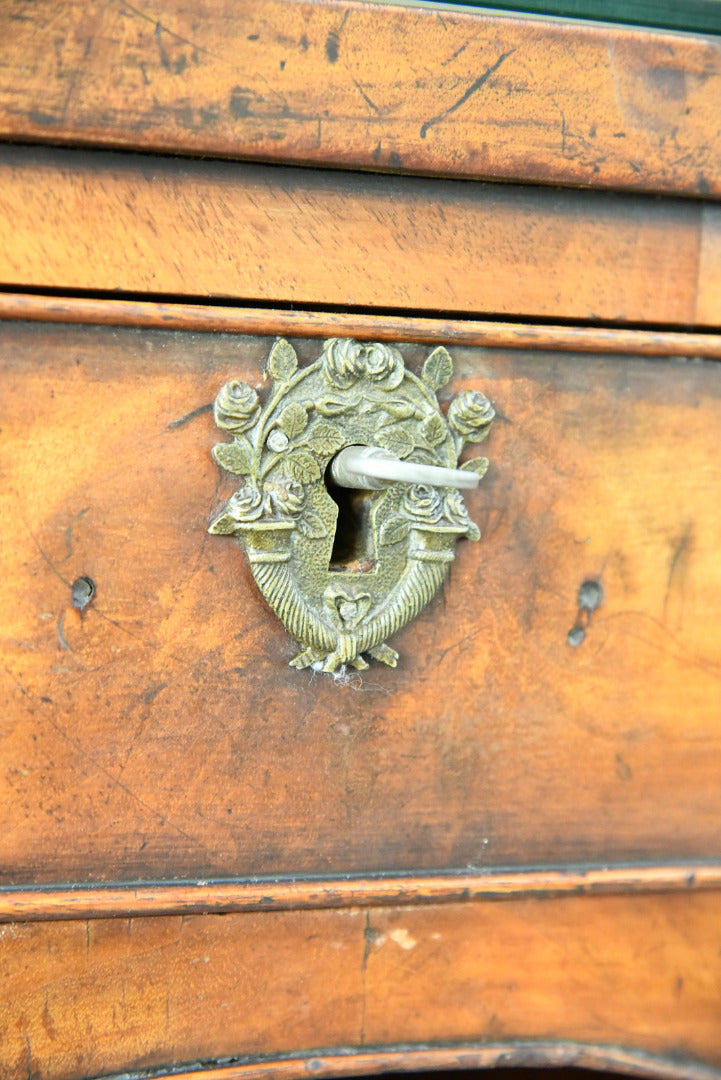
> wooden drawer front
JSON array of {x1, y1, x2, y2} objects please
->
[
  {"x1": 2, "y1": 320, "x2": 720, "y2": 886},
  {"x1": 1, "y1": 0, "x2": 720, "y2": 198},
  {"x1": 2, "y1": 894, "x2": 720, "y2": 1080},
  {"x1": 1, "y1": 146, "x2": 720, "y2": 327}
]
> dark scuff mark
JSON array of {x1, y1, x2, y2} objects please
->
[
  {"x1": 325, "y1": 31, "x2": 339, "y2": 63},
  {"x1": 325, "y1": 9, "x2": 349, "y2": 63},
  {"x1": 646, "y1": 63, "x2": 686, "y2": 101},
  {"x1": 614, "y1": 753, "x2": 633, "y2": 782},
  {"x1": 140, "y1": 682, "x2": 168, "y2": 705},
  {"x1": 174, "y1": 103, "x2": 196, "y2": 130},
  {"x1": 697, "y1": 172, "x2": 710, "y2": 196},
  {"x1": 168, "y1": 402, "x2": 213, "y2": 429},
  {"x1": 199, "y1": 105, "x2": 221, "y2": 128},
  {"x1": 389, "y1": 150, "x2": 402, "y2": 168},
  {"x1": 155, "y1": 22, "x2": 193, "y2": 75},
  {"x1": 29, "y1": 110, "x2": 61, "y2": 127},
  {"x1": 229, "y1": 86, "x2": 252, "y2": 119},
  {"x1": 247, "y1": 33, "x2": 260, "y2": 41},
  {"x1": 420, "y1": 49, "x2": 515, "y2": 139}
]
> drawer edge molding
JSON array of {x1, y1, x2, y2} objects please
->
[
  {"x1": 2, "y1": 862, "x2": 720, "y2": 923},
  {"x1": 68, "y1": 1041, "x2": 721, "y2": 1080},
  {"x1": 2, "y1": 294, "x2": 721, "y2": 358}
]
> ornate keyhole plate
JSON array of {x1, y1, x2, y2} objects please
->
[{"x1": 209, "y1": 338, "x2": 494, "y2": 672}]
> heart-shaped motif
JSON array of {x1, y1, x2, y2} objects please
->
[{"x1": 323, "y1": 586, "x2": 372, "y2": 629}]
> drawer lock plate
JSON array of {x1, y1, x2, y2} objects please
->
[{"x1": 209, "y1": 338, "x2": 494, "y2": 673}]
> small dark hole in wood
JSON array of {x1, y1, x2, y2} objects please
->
[
  {"x1": 71, "y1": 575, "x2": 96, "y2": 611},
  {"x1": 578, "y1": 579, "x2": 603, "y2": 612}
]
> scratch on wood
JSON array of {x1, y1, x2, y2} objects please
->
[
  {"x1": 168, "y1": 402, "x2": 213, "y2": 429},
  {"x1": 663, "y1": 523, "x2": 692, "y2": 629},
  {"x1": 442, "y1": 39, "x2": 471, "y2": 67},
  {"x1": 352, "y1": 78, "x2": 380, "y2": 114},
  {"x1": 420, "y1": 49, "x2": 515, "y2": 139},
  {"x1": 359, "y1": 910, "x2": 372, "y2": 1046},
  {"x1": 4, "y1": 665, "x2": 28, "y2": 696},
  {"x1": 57, "y1": 611, "x2": 72, "y2": 652},
  {"x1": 61, "y1": 507, "x2": 90, "y2": 563},
  {"x1": 29, "y1": 529, "x2": 71, "y2": 588},
  {"x1": 119, "y1": 0, "x2": 219, "y2": 60}
]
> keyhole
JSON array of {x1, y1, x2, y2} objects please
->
[{"x1": 325, "y1": 466, "x2": 377, "y2": 572}]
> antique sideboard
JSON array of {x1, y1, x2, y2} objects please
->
[{"x1": 1, "y1": 2, "x2": 720, "y2": 1079}]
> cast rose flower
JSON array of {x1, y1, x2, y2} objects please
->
[
  {"x1": 264, "y1": 478, "x2": 304, "y2": 518},
  {"x1": 361, "y1": 343, "x2": 404, "y2": 389},
  {"x1": 321, "y1": 339, "x2": 361, "y2": 389},
  {"x1": 214, "y1": 380, "x2": 261, "y2": 434},
  {"x1": 322, "y1": 339, "x2": 404, "y2": 391},
  {"x1": 444, "y1": 490, "x2": 480, "y2": 540},
  {"x1": 226, "y1": 483, "x2": 264, "y2": 522},
  {"x1": 403, "y1": 484, "x2": 444, "y2": 523},
  {"x1": 447, "y1": 390, "x2": 495, "y2": 441}
]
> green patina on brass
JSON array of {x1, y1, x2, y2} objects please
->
[{"x1": 209, "y1": 338, "x2": 494, "y2": 673}]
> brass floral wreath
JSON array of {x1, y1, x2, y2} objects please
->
[{"x1": 210, "y1": 339, "x2": 494, "y2": 673}]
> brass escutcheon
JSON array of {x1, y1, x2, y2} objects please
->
[{"x1": 209, "y1": 338, "x2": 494, "y2": 673}]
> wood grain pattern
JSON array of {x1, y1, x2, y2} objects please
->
[
  {"x1": 2, "y1": 322, "x2": 721, "y2": 885},
  {"x1": 1, "y1": 894, "x2": 720, "y2": 1080},
  {"x1": 4, "y1": 292, "x2": 721, "y2": 357},
  {"x1": 1, "y1": 0, "x2": 720, "y2": 198},
  {"x1": 1, "y1": 147, "x2": 720, "y2": 326}
]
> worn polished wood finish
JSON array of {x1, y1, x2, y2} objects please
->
[
  {"x1": 1, "y1": 0, "x2": 720, "y2": 198},
  {"x1": 2, "y1": 321, "x2": 721, "y2": 886},
  {"x1": 2, "y1": 3, "x2": 721, "y2": 1076},
  {"x1": 2, "y1": 894, "x2": 721, "y2": 1080},
  {"x1": 3, "y1": 292, "x2": 721, "y2": 357},
  {"x1": 2, "y1": 147, "x2": 721, "y2": 325}
]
